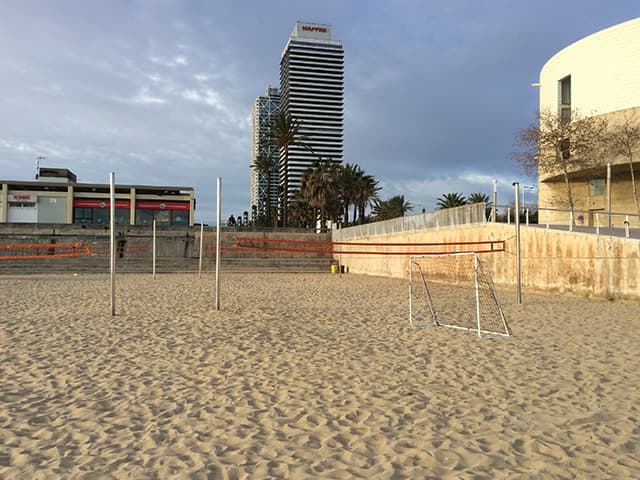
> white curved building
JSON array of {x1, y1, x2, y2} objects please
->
[{"x1": 537, "y1": 17, "x2": 640, "y2": 226}]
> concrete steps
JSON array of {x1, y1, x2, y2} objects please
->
[{"x1": 0, "y1": 256, "x2": 334, "y2": 274}]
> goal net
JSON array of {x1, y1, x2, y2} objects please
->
[{"x1": 409, "y1": 253, "x2": 511, "y2": 338}]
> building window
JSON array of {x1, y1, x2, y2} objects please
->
[
  {"x1": 73, "y1": 207, "x2": 130, "y2": 225},
  {"x1": 74, "y1": 207, "x2": 93, "y2": 224},
  {"x1": 560, "y1": 76, "x2": 571, "y2": 104},
  {"x1": 155, "y1": 210, "x2": 171, "y2": 225},
  {"x1": 135, "y1": 203, "x2": 190, "y2": 226},
  {"x1": 560, "y1": 138, "x2": 570, "y2": 160},
  {"x1": 115, "y1": 210, "x2": 130, "y2": 225},
  {"x1": 559, "y1": 75, "x2": 571, "y2": 123},
  {"x1": 93, "y1": 208, "x2": 110, "y2": 225},
  {"x1": 589, "y1": 179, "x2": 605, "y2": 196},
  {"x1": 172, "y1": 211, "x2": 188, "y2": 225},
  {"x1": 135, "y1": 209, "x2": 154, "y2": 226}
]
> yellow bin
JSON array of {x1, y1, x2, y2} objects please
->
[{"x1": 331, "y1": 264, "x2": 339, "y2": 274}]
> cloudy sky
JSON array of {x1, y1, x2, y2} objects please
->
[{"x1": 0, "y1": 1, "x2": 637, "y2": 222}]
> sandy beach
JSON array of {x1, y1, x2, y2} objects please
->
[{"x1": 1, "y1": 272, "x2": 639, "y2": 479}]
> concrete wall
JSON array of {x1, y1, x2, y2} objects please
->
[
  {"x1": 334, "y1": 223, "x2": 640, "y2": 299},
  {"x1": 0, "y1": 224, "x2": 332, "y2": 260}
]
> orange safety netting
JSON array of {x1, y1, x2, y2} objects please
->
[
  {"x1": 0, "y1": 242, "x2": 92, "y2": 260},
  {"x1": 231, "y1": 237, "x2": 505, "y2": 255}
]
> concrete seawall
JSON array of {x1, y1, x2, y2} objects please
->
[
  {"x1": 333, "y1": 223, "x2": 640, "y2": 299},
  {"x1": 0, "y1": 224, "x2": 333, "y2": 273}
]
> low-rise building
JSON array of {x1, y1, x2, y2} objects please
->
[{"x1": 0, "y1": 167, "x2": 195, "y2": 226}]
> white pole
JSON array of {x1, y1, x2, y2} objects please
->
[
  {"x1": 569, "y1": 211, "x2": 574, "y2": 232},
  {"x1": 526, "y1": 208, "x2": 529, "y2": 226},
  {"x1": 215, "y1": 177, "x2": 221, "y2": 310},
  {"x1": 474, "y1": 254, "x2": 482, "y2": 338},
  {"x1": 198, "y1": 222, "x2": 204, "y2": 279},
  {"x1": 507, "y1": 207, "x2": 511, "y2": 224},
  {"x1": 625, "y1": 215, "x2": 630, "y2": 238},
  {"x1": 152, "y1": 219, "x2": 156, "y2": 280},
  {"x1": 607, "y1": 162, "x2": 612, "y2": 229},
  {"x1": 513, "y1": 182, "x2": 522, "y2": 304},
  {"x1": 408, "y1": 256, "x2": 413, "y2": 326},
  {"x1": 546, "y1": 209, "x2": 550, "y2": 229},
  {"x1": 596, "y1": 213, "x2": 600, "y2": 235},
  {"x1": 110, "y1": 172, "x2": 116, "y2": 316},
  {"x1": 492, "y1": 179, "x2": 497, "y2": 222}
]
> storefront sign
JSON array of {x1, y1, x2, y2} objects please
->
[{"x1": 8, "y1": 194, "x2": 36, "y2": 202}]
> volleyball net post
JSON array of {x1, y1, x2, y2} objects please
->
[
  {"x1": 215, "y1": 177, "x2": 221, "y2": 310},
  {"x1": 152, "y1": 219, "x2": 157, "y2": 280}
]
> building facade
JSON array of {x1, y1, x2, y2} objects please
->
[
  {"x1": 279, "y1": 22, "x2": 344, "y2": 205},
  {"x1": 250, "y1": 86, "x2": 281, "y2": 220},
  {"x1": 537, "y1": 17, "x2": 640, "y2": 227},
  {"x1": 0, "y1": 168, "x2": 195, "y2": 226}
]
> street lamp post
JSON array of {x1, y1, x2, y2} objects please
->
[{"x1": 522, "y1": 184, "x2": 536, "y2": 211}]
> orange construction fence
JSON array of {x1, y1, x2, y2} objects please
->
[{"x1": 0, "y1": 242, "x2": 92, "y2": 260}]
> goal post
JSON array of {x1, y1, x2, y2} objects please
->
[{"x1": 409, "y1": 253, "x2": 511, "y2": 338}]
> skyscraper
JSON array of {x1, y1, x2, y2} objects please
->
[
  {"x1": 250, "y1": 86, "x2": 280, "y2": 221},
  {"x1": 279, "y1": 22, "x2": 344, "y2": 217}
]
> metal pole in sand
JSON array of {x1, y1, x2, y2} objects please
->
[
  {"x1": 513, "y1": 182, "x2": 522, "y2": 304},
  {"x1": 198, "y1": 221, "x2": 204, "y2": 279},
  {"x1": 492, "y1": 179, "x2": 497, "y2": 222},
  {"x1": 152, "y1": 219, "x2": 156, "y2": 280},
  {"x1": 110, "y1": 172, "x2": 116, "y2": 316},
  {"x1": 215, "y1": 177, "x2": 221, "y2": 310},
  {"x1": 606, "y1": 162, "x2": 612, "y2": 229}
]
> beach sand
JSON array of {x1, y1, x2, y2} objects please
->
[{"x1": 1, "y1": 272, "x2": 639, "y2": 479}]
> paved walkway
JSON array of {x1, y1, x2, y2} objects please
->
[{"x1": 510, "y1": 223, "x2": 640, "y2": 240}]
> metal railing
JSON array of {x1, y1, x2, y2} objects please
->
[
  {"x1": 332, "y1": 203, "x2": 487, "y2": 241},
  {"x1": 490, "y1": 204, "x2": 639, "y2": 238},
  {"x1": 536, "y1": 207, "x2": 639, "y2": 238}
]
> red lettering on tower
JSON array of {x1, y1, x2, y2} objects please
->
[{"x1": 302, "y1": 25, "x2": 327, "y2": 33}]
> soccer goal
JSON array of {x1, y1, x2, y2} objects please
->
[{"x1": 409, "y1": 253, "x2": 511, "y2": 338}]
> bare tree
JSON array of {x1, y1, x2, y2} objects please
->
[
  {"x1": 513, "y1": 108, "x2": 609, "y2": 216},
  {"x1": 609, "y1": 111, "x2": 640, "y2": 215}
]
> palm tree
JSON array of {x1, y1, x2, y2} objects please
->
[
  {"x1": 267, "y1": 111, "x2": 312, "y2": 227},
  {"x1": 251, "y1": 153, "x2": 275, "y2": 226},
  {"x1": 467, "y1": 193, "x2": 490, "y2": 205},
  {"x1": 337, "y1": 163, "x2": 362, "y2": 227},
  {"x1": 371, "y1": 195, "x2": 414, "y2": 221},
  {"x1": 436, "y1": 193, "x2": 467, "y2": 209},
  {"x1": 301, "y1": 160, "x2": 340, "y2": 232},
  {"x1": 354, "y1": 173, "x2": 380, "y2": 224},
  {"x1": 287, "y1": 191, "x2": 314, "y2": 228}
]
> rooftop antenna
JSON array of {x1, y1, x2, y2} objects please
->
[{"x1": 36, "y1": 155, "x2": 45, "y2": 179}]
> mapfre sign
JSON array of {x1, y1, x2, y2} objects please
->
[
  {"x1": 302, "y1": 25, "x2": 327, "y2": 33},
  {"x1": 294, "y1": 22, "x2": 331, "y2": 40}
]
